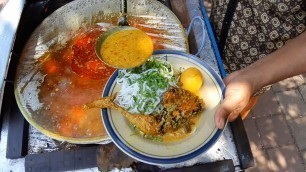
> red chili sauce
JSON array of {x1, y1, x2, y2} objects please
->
[{"x1": 36, "y1": 26, "x2": 115, "y2": 138}]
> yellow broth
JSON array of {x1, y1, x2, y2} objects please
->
[
  {"x1": 161, "y1": 114, "x2": 201, "y2": 142},
  {"x1": 100, "y1": 28, "x2": 154, "y2": 68}
]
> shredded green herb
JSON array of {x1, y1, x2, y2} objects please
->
[{"x1": 114, "y1": 57, "x2": 178, "y2": 115}]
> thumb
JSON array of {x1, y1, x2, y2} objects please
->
[
  {"x1": 215, "y1": 106, "x2": 228, "y2": 129},
  {"x1": 215, "y1": 96, "x2": 239, "y2": 129}
]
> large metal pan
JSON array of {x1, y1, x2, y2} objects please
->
[{"x1": 14, "y1": 0, "x2": 188, "y2": 144}]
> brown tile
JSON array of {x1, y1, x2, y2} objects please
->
[
  {"x1": 257, "y1": 115, "x2": 293, "y2": 148},
  {"x1": 299, "y1": 84, "x2": 306, "y2": 102},
  {"x1": 272, "y1": 77, "x2": 298, "y2": 92},
  {"x1": 288, "y1": 117, "x2": 306, "y2": 150},
  {"x1": 276, "y1": 90, "x2": 306, "y2": 120},
  {"x1": 295, "y1": 139, "x2": 306, "y2": 153},
  {"x1": 267, "y1": 145, "x2": 304, "y2": 172},
  {"x1": 245, "y1": 110, "x2": 254, "y2": 119},
  {"x1": 252, "y1": 90, "x2": 282, "y2": 117},
  {"x1": 244, "y1": 118, "x2": 263, "y2": 151},
  {"x1": 245, "y1": 149, "x2": 270, "y2": 172}
]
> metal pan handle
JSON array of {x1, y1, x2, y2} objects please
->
[
  {"x1": 120, "y1": 0, "x2": 128, "y2": 14},
  {"x1": 119, "y1": 0, "x2": 129, "y2": 26},
  {"x1": 186, "y1": 16, "x2": 206, "y2": 56}
]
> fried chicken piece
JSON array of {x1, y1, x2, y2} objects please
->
[
  {"x1": 83, "y1": 87, "x2": 205, "y2": 138},
  {"x1": 83, "y1": 95, "x2": 162, "y2": 136}
]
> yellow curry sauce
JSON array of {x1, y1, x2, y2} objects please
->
[
  {"x1": 100, "y1": 28, "x2": 154, "y2": 68},
  {"x1": 161, "y1": 115, "x2": 201, "y2": 142}
]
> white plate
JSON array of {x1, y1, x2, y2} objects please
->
[{"x1": 102, "y1": 50, "x2": 225, "y2": 165}]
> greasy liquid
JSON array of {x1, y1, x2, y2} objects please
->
[
  {"x1": 100, "y1": 28, "x2": 153, "y2": 68},
  {"x1": 161, "y1": 115, "x2": 201, "y2": 142},
  {"x1": 36, "y1": 26, "x2": 115, "y2": 138},
  {"x1": 25, "y1": 17, "x2": 184, "y2": 139}
]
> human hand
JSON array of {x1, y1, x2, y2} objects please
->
[{"x1": 214, "y1": 70, "x2": 255, "y2": 129}]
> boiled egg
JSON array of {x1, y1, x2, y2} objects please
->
[{"x1": 180, "y1": 67, "x2": 203, "y2": 94}]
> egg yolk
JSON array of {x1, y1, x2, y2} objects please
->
[{"x1": 180, "y1": 67, "x2": 203, "y2": 94}]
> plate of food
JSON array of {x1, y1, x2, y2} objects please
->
[{"x1": 84, "y1": 50, "x2": 225, "y2": 165}]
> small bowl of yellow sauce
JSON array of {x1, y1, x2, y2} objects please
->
[{"x1": 95, "y1": 26, "x2": 154, "y2": 69}]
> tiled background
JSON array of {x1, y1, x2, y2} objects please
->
[{"x1": 245, "y1": 74, "x2": 306, "y2": 172}]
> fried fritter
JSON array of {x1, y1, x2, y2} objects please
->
[{"x1": 158, "y1": 86, "x2": 205, "y2": 134}]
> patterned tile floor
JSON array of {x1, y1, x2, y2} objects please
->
[{"x1": 244, "y1": 74, "x2": 306, "y2": 172}]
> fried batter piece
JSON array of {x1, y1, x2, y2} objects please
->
[
  {"x1": 84, "y1": 95, "x2": 161, "y2": 136},
  {"x1": 83, "y1": 87, "x2": 205, "y2": 137},
  {"x1": 160, "y1": 87, "x2": 205, "y2": 134}
]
